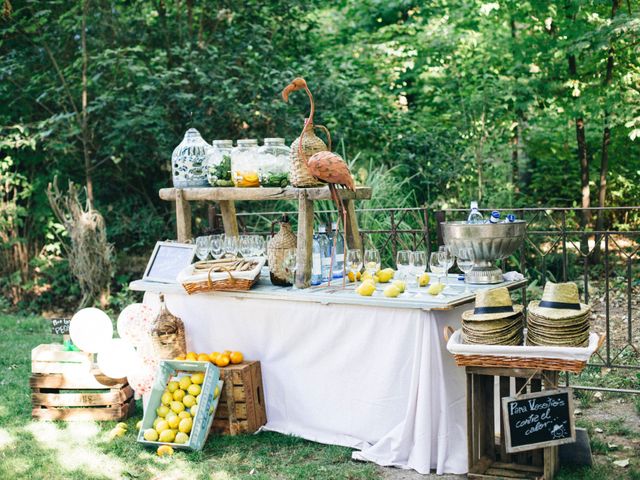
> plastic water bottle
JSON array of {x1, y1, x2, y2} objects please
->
[
  {"x1": 331, "y1": 222, "x2": 345, "y2": 279},
  {"x1": 489, "y1": 211, "x2": 500, "y2": 224},
  {"x1": 311, "y1": 233, "x2": 322, "y2": 286},
  {"x1": 503, "y1": 214, "x2": 516, "y2": 223},
  {"x1": 467, "y1": 201, "x2": 484, "y2": 224},
  {"x1": 318, "y1": 225, "x2": 331, "y2": 282}
]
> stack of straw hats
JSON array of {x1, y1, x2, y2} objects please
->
[
  {"x1": 527, "y1": 282, "x2": 591, "y2": 347},
  {"x1": 462, "y1": 287, "x2": 524, "y2": 345}
]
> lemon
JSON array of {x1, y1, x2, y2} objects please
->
[
  {"x1": 173, "y1": 389, "x2": 186, "y2": 402},
  {"x1": 156, "y1": 405, "x2": 170, "y2": 418},
  {"x1": 190, "y1": 372, "x2": 204, "y2": 385},
  {"x1": 178, "y1": 417, "x2": 193, "y2": 434},
  {"x1": 195, "y1": 394, "x2": 200, "y2": 404},
  {"x1": 161, "y1": 392, "x2": 173, "y2": 406},
  {"x1": 356, "y1": 281, "x2": 375, "y2": 297},
  {"x1": 187, "y1": 384, "x2": 201, "y2": 396},
  {"x1": 158, "y1": 429, "x2": 176, "y2": 443},
  {"x1": 190, "y1": 405, "x2": 199, "y2": 417},
  {"x1": 136, "y1": 420, "x2": 143, "y2": 430},
  {"x1": 183, "y1": 394, "x2": 197, "y2": 408},
  {"x1": 383, "y1": 284, "x2": 401, "y2": 298},
  {"x1": 178, "y1": 411, "x2": 191, "y2": 419},
  {"x1": 179, "y1": 376, "x2": 192, "y2": 390},
  {"x1": 170, "y1": 401, "x2": 185, "y2": 414},
  {"x1": 155, "y1": 419, "x2": 170, "y2": 433},
  {"x1": 419, "y1": 272, "x2": 430, "y2": 287},
  {"x1": 167, "y1": 415, "x2": 180, "y2": 429},
  {"x1": 428, "y1": 282, "x2": 445, "y2": 295},
  {"x1": 376, "y1": 268, "x2": 395, "y2": 283},
  {"x1": 157, "y1": 445, "x2": 174, "y2": 456},
  {"x1": 167, "y1": 381, "x2": 179, "y2": 393},
  {"x1": 108, "y1": 426, "x2": 127, "y2": 440},
  {"x1": 153, "y1": 417, "x2": 162, "y2": 429},
  {"x1": 213, "y1": 386, "x2": 220, "y2": 399},
  {"x1": 116, "y1": 422, "x2": 128, "y2": 430},
  {"x1": 144, "y1": 428, "x2": 159, "y2": 441},
  {"x1": 174, "y1": 432, "x2": 189, "y2": 444},
  {"x1": 392, "y1": 280, "x2": 406, "y2": 293}
]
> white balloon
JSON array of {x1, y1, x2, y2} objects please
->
[
  {"x1": 96, "y1": 338, "x2": 138, "y2": 379},
  {"x1": 116, "y1": 303, "x2": 157, "y2": 346},
  {"x1": 69, "y1": 308, "x2": 113, "y2": 353}
]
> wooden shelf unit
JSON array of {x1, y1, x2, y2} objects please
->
[{"x1": 159, "y1": 186, "x2": 372, "y2": 288}]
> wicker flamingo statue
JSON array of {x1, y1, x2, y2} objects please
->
[{"x1": 282, "y1": 77, "x2": 355, "y2": 285}]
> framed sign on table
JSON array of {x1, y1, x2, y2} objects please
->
[{"x1": 143, "y1": 241, "x2": 196, "y2": 283}]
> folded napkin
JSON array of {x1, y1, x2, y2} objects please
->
[{"x1": 503, "y1": 271, "x2": 525, "y2": 281}]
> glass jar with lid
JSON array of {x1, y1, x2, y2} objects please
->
[
  {"x1": 231, "y1": 139, "x2": 260, "y2": 187},
  {"x1": 171, "y1": 128, "x2": 212, "y2": 188},
  {"x1": 207, "y1": 140, "x2": 234, "y2": 187},
  {"x1": 257, "y1": 138, "x2": 291, "y2": 188}
]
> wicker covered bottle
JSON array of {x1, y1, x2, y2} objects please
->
[
  {"x1": 267, "y1": 215, "x2": 298, "y2": 286},
  {"x1": 150, "y1": 294, "x2": 187, "y2": 359},
  {"x1": 289, "y1": 120, "x2": 329, "y2": 188}
]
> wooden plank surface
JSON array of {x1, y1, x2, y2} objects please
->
[
  {"x1": 32, "y1": 397, "x2": 135, "y2": 421},
  {"x1": 32, "y1": 385, "x2": 133, "y2": 407},
  {"x1": 175, "y1": 188, "x2": 192, "y2": 242},
  {"x1": 219, "y1": 200, "x2": 239, "y2": 237},
  {"x1": 295, "y1": 194, "x2": 314, "y2": 288},
  {"x1": 159, "y1": 186, "x2": 372, "y2": 202},
  {"x1": 30, "y1": 372, "x2": 127, "y2": 390}
]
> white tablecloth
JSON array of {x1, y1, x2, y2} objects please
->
[{"x1": 144, "y1": 292, "x2": 467, "y2": 475}]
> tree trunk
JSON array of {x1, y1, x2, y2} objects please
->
[{"x1": 81, "y1": 0, "x2": 93, "y2": 205}]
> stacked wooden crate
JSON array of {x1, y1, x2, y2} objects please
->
[
  {"x1": 31, "y1": 344, "x2": 135, "y2": 421},
  {"x1": 211, "y1": 360, "x2": 267, "y2": 435}
]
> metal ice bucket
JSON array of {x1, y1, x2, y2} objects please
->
[{"x1": 441, "y1": 221, "x2": 526, "y2": 284}]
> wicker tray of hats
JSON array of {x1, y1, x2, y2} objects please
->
[
  {"x1": 445, "y1": 283, "x2": 605, "y2": 374},
  {"x1": 177, "y1": 257, "x2": 266, "y2": 294}
]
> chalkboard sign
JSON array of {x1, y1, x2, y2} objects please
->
[
  {"x1": 51, "y1": 318, "x2": 71, "y2": 335},
  {"x1": 502, "y1": 388, "x2": 576, "y2": 453},
  {"x1": 143, "y1": 241, "x2": 196, "y2": 283}
]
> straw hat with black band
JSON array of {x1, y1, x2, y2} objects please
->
[
  {"x1": 528, "y1": 281, "x2": 590, "y2": 320},
  {"x1": 462, "y1": 287, "x2": 524, "y2": 322}
]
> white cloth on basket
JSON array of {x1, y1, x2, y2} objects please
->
[{"x1": 143, "y1": 292, "x2": 468, "y2": 475}]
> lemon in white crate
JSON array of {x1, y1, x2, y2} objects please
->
[{"x1": 137, "y1": 360, "x2": 224, "y2": 451}]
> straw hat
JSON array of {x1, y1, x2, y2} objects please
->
[
  {"x1": 462, "y1": 287, "x2": 524, "y2": 321},
  {"x1": 528, "y1": 282, "x2": 590, "y2": 320}
]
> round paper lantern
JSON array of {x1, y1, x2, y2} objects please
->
[
  {"x1": 96, "y1": 338, "x2": 138, "y2": 379},
  {"x1": 69, "y1": 308, "x2": 113, "y2": 353},
  {"x1": 116, "y1": 303, "x2": 157, "y2": 346}
]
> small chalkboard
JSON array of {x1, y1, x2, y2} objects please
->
[
  {"x1": 502, "y1": 388, "x2": 576, "y2": 453},
  {"x1": 143, "y1": 241, "x2": 196, "y2": 283},
  {"x1": 51, "y1": 318, "x2": 71, "y2": 335}
]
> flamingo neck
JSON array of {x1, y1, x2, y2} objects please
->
[{"x1": 298, "y1": 86, "x2": 316, "y2": 166}]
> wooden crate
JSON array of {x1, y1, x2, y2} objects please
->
[
  {"x1": 211, "y1": 361, "x2": 266, "y2": 435},
  {"x1": 466, "y1": 367, "x2": 560, "y2": 480},
  {"x1": 31, "y1": 343, "x2": 92, "y2": 375}
]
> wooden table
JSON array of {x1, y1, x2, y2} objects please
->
[{"x1": 159, "y1": 186, "x2": 372, "y2": 288}]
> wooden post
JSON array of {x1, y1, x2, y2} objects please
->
[
  {"x1": 295, "y1": 192, "x2": 314, "y2": 288},
  {"x1": 344, "y1": 199, "x2": 363, "y2": 250},
  {"x1": 219, "y1": 200, "x2": 239, "y2": 237},
  {"x1": 543, "y1": 371, "x2": 560, "y2": 479},
  {"x1": 175, "y1": 189, "x2": 192, "y2": 242}
]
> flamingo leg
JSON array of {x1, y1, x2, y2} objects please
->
[{"x1": 327, "y1": 184, "x2": 342, "y2": 287}]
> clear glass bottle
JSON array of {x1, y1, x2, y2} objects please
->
[
  {"x1": 171, "y1": 128, "x2": 212, "y2": 188},
  {"x1": 467, "y1": 201, "x2": 484, "y2": 224},
  {"x1": 311, "y1": 232, "x2": 322, "y2": 286},
  {"x1": 257, "y1": 138, "x2": 291, "y2": 188},
  {"x1": 207, "y1": 140, "x2": 234, "y2": 187},
  {"x1": 231, "y1": 139, "x2": 260, "y2": 187},
  {"x1": 318, "y1": 224, "x2": 331, "y2": 282},
  {"x1": 331, "y1": 222, "x2": 345, "y2": 279}
]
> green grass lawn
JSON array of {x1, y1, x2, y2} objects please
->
[{"x1": 0, "y1": 314, "x2": 379, "y2": 480}]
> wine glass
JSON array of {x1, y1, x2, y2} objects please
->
[
  {"x1": 396, "y1": 250, "x2": 411, "y2": 281},
  {"x1": 347, "y1": 249, "x2": 362, "y2": 285},
  {"x1": 411, "y1": 251, "x2": 427, "y2": 287},
  {"x1": 209, "y1": 234, "x2": 223, "y2": 260},
  {"x1": 253, "y1": 235, "x2": 266, "y2": 257},
  {"x1": 438, "y1": 246, "x2": 454, "y2": 285},
  {"x1": 239, "y1": 235, "x2": 253, "y2": 258},
  {"x1": 195, "y1": 236, "x2": 210, "y2": 261},
  {"x1": 456, "y1": 247, "x2": 475, "y2": 293},
  {"x1": 429, "y1": 251, "x2": 445, "y2": 284},
  {"x1": 364, "y1": 249, "x2": 380, "y2": 278},
  {"x1": 222, "y1": 235, "x2": 239, "y2": 258}
]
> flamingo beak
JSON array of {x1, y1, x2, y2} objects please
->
[{"x1": 281, "y1": 77, "x2": 307, "y2": 102}]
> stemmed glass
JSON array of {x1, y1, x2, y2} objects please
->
[
  {"x1": 195, "y1": 236, "x2": 211, "y2": 261},
  {"x1": 411, "y1": 251, "x2": 427, "y2": 287},
  {"x1": 429, "y1": 252, "x2": 445, "y2": 285},
  {"x1": 364, "y1": 249, "x2": 380, "y2": 279},
  {"x1": 347, "y1": 249, "x2": 362, "y2": 285},
  {"x1": 456, "y1": 247, "x2": 475, "y2": 293},
  {"x1": 253, "y1": 236, "x2": 266, "y2": 257},
  {"x1": 239, "y1": 235, "x2": 253, "y2": 258},
  {"x1": 439, "y1": 246, "x2": 454, "y2": 285},
  {"x1": 222, "y1": 235, "x2": 239, "y2": 258},
  {"x1": 209, "y1": 234, "x2": 223, "y2": 260},
  {"x1": 396, "y1": 250, "x2": 411, "y2": 281}
]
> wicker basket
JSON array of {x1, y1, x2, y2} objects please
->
[
  {"x1": 444, "y1": 327, "x2": 605, "y2": 374},
  {"x1": 289, "y1": 121, "x2": 330, "y2": 188},
  {"x1": 267, "y1": 215, "x2": 297, "y2": 286},
  {"x1": 151, "y1": 294, "x2": 187, "y2": 360}
]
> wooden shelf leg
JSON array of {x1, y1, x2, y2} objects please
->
[
  {"x1": 219, "y1": 200, "x2": 239, "y2": 237},
  {"x1": 295, "y1": 193, "x2": 314, "y2": 288},
  {"x1": 543, "y1": 371, "x2": 560, "y2": 479},
  {"x1": 344, "y1": 199, "x2": 362, "y2": 250},
  {"x1": 175, "y1": 189, "x2": 192, "y2": 242}
]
